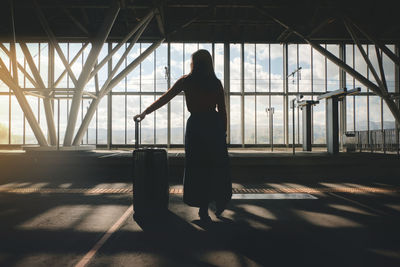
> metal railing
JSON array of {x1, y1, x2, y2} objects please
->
[{"x1": 345, "y1": 129, "x2": 400, "y2": 154}]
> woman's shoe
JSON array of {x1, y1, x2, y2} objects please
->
[
  {"x1": 199, "y1": 213, "x2": 212, "y2": 223},
  {"x1": 214, "y1": 201, "x2": 226, "y2": 217},
  {"x1": 198, "y1": 208, "x2": 212, "y2": 223},
  {"x1": 214, "y1": 208, "x2": 224, "y2": 217}
]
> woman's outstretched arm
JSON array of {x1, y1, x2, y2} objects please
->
[
  {"x1": 216, "y1": 81, "x2": 227, "y2": 133},
  {"x1": 134, "y1": 77, "x2": 185, "y2": 121}
]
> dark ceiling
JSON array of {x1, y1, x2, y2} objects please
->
[{"x1": 0, "y1": 0, "x2": 398, "y2": 43}]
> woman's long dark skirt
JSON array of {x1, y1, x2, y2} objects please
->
[{"x1": 183, "y1": 111, "x2": 232, "y2": 208}]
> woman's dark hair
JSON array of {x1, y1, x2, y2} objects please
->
[{"x1": 189, "y1": 49, "x2": 218, "y2": 82}]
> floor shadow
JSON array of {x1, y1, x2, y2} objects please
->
[{"x1": 134, "y1": 210, "x2": 198, "y2": 235}]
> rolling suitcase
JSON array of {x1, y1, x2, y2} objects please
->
[{"x1": 132, "y1": 119, "x2": 169, "y2": 222}]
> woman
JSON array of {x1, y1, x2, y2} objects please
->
[{"x1": 134, "y1": 49, "x2": 231, "y2": 222}]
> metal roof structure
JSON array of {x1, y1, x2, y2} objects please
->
[
  {"x1": 0, "y1": 0, "x2": 399, "y2": 150},
  {"x1": 0, "y1": 0, "x2": 399, "y2": 43}
]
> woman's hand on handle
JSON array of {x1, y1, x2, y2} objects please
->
[{"x1": 133, "y1": 112, "x2": 146, "y2": 122}]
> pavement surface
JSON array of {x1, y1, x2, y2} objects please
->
[
  {"x1": 0, "y1": 181, "x2": 400, "y2": 267},
  {"x1": 0, "y1": 151, "x2": 399, "y2": 266}
]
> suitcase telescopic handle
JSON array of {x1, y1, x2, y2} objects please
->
[{"x1": 134, "y1": 118, "x2": 140, "y2": 149}]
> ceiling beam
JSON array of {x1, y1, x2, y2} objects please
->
[
  {"x1": 34, "y1": 0, "x2": 79, "y2": 86},
  {"x1": 62, "y1": 7, "x2": 89, "y2": 35},
  {"x1": 254, "y1": 3, "x2": 400, "y2": 125},
  {"x1": 166, "y1": 4, "x2": 215, "y2": 39},
  {"x1": 348, "y1": 17, "x2": 400, "y2": 66}
]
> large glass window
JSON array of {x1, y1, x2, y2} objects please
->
[
  {"x1": 354, "y1": 45, "x2": 368, "y2": 92},
  {"x1": 271, "y1": 96, "x2": 284, "y2": 144},
  {"x1": 230, "y1": 96, "x2": 241, "y2": 144},
  {"x1": 230, "y1": 44, "x2": 241, "y2": 93},
  {"x1": 299, "y1": 45, "x2": 312, "y2": 92},
  {"x1": 313, "y1": 46, "x2": 326, "y2": 92},
  {"x1": 326, "y1": 45, "x2": 340, "y2": 91},
  {"x1": 270, "y1": 44, "x2": 283, "y2": 92},
  {"x1": 0, "y1": 96, "x2": 9, "y2": 144},
  {"x1": 244, "y1": 95, "x2": 256, "y2": 144},
  {"x1": 313, "y1": 101, "x2": 326, "y2": 144},
  {"x1": 369, "y1": 96, "x2": 381, "y2": 131},
  {"x1": 256, "y1": 95, "x2": 269, "y2": 144},
  {"x1": 244, "y1": 44, "x2": 255, "y2": 93},
  {"x1": 255, "y1": 44, "x2": 269, "y2": 93},
  {"x1": 1, "y1": 41, "x2": 398, "y2": 149},
  {"x1": 288, "y1": 44, "x2": 298, "y2": 93},
  {"x1": 214, "y1": 43, "x2": 225, "y2": 86}
]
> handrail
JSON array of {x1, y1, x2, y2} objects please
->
[{"x1": 344, "y1": 129, "x2": 399, "y2": 154}]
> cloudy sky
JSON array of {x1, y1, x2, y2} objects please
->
[{"x1": 0, "y1": 42, "x2": 396, "y2": 145}]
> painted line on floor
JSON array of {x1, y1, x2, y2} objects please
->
[
  {"x1": 75, "y1": 205, "x2": 133, "y2": 267},
  {"x1": 328, "y1": 192, "x2": 387, "y2": 216},
  {"x1": 232, "y1": 193, "x2": 318, "y2": 199},
  {"x1": 97, "y1": 153, "x2": 122, "y2": 158}
]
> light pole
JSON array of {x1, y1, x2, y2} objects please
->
[
  {"x1": 266, "y1": 107, "x2": 274, "y2": 151},
  {"x1": 287, "y1": 67, "x2": 302, "y2": 155},
  {"x1": 165, "y1": 65, "x2": 171, "y2": 148},
  {"x1": 290, "y1": 94, "x2": 303, "y2": 155}
]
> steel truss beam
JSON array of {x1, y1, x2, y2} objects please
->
[
  {"x1": 34, "y1": 0, "x2": 79, "y2": 87},
  {"x1": 88, "y1": 10, "x2": 154, "y2": 82},
  {"x1": 63, "y1": 3, "x2": 120, "y2": 146},
  {"x1": 342, "y1": 18, "x2": 400, "y2": 125},
  {"x1": 255, "y1": 6, "x2": 400, "y2": 125},
  {"x1": 348, "y1": 18, "x2": 400, "y2": 67},
  {"x1": 155, "y1": 6, "x2": 166, "y2": 37},
  {"x1": 62, "y1": 7, "x2": 89, "y2": 35},
  {"x1": 0, "y1": 58, "x2": 48, "y2": 146},
  {"x1": 166, "y1": 4, "x2": 215, "y2": 39},
  {"x1": 53, "y1": 42, "x2": 89, "y2": 88},
  {"x1": 1, "y1": 3, "x2": 159, "y2": 147},
  {"x1": 0, "y1": 44, "x2": 39, "y2": 88},
  {"x1": 73, "y1": 39, "x2": 164, "y2": 145},
  {"x1": 375, "y1": 46, "x2": 388, "y2": 91},
  {"x1": 343, "y1": 19, "x2": 388, "y2": 96},
  {"x1": 71, "y1": 10, "x2": 156, "y2": 145},
  {"x1": 20, "y1": 42, "x2": 57, "y2": 145}
]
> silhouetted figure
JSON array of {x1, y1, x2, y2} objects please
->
[{"x1": 134, "y1": 49, "x2": 231, "y2": 222}]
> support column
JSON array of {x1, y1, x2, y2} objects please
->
[
  {"x1": 283, "y1": 44, "x2": 289, "y2": 146},
  {"x1": 64, "y1": 4, "x2": 120, "y2": 146},
  {"x1": 267, "y1": 107, "x2": 274, "y2": 151},
  {"x1": 167, "y1": 42, "x2": 171, "y2": 148},
  {"x1": 302, "y1": 104, "x2": 312, "y2": 151},
  {"x1": 49, "y1": 42, "x2": 56, "y2": 144},
  {"x1": 318, "y1": 88, "x2": 360, "y2": 154},
  {"x1": 299, "y1": 101, "x2": 319, "y2": 151},
  {"x1": 107, "y1": 43, "x2": 112, "y2": 149},
  {"x1": 224, "y1": 43, "x2": 230, "y2": 143},
  {"x1": 339, "y1": 43, "x2": 347, "y2": 151},
  {"x1": 327, "y1": 97, "x2": 339, "y2": 154},
  {"x1": 240, "y1": 43, "x2": 245, "y2": 147},
  {"x1": 73, "y1": 40, "x2": 164, "y2": 145},
  {"x1": 396, "y1": 44, "x2": 399, "y2": 154},
  {"x1": 20, "y1": 43, "x2": 57, "y2": 145}
]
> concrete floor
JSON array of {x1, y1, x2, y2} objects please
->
[{"x1": 0, "y1": 151, "x2": 399, "y2": 266}]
